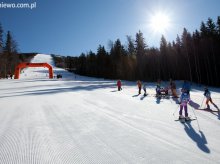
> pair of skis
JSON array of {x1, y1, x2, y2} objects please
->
[
  {"x1": 175, "y1": 108, "x2": 219, "y2": 123},
  {"x1": 175, "y1": 117, "x2": 197, "y2": 123},
  {"x1": 195, "y1": 108, "x2": 219, "y2": 113}
]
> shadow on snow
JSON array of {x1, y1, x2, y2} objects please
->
[
  {"x1": 0, "y1": 82, "x2": 116, "y2": 99},
  {"x1": 183, "y1": 123, "x2": 210, "y2": 153}
]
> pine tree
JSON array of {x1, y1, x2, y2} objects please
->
[
  {"x1": 217, "y1": 16, "x2": 220, "y2": 37},
  {"x1": 3, "y1": 31, "x2": 19, "y2": 75},
  {"x1": 135, "y1": 30, "x2": 146, "y2": 57},
  {"x1": 4, "y1": 31, "x2": 18, "y2": 54},
  {"x1": 0, "y1": 23, "x2": 4, "y2": 77},
  {"x1": 77, "y1": 53, "x2": 87, "y2": 75},
  {"x1": 135, "y1": 30, "x2": 147, "y2": 79},
  {"x1": 126, "y1": 35, "x2": 136, "y2": 80},
  {"x1": 86, "y1": 51, "x2": 97, "y2": 76},
  {"x1": 200, "y1": 21, "x2": 208, "y2": 37},
  {"x1": 172, "y1": 35, "x2": 182, "y2": 80},
  {"x1": 206, "y1": 18, "x2": 216, "y2": 37},
  {"x1": 159, "y1": 35, "x2": 169, "y2": 80},
  {"x1": 192, "y1": 30, "x2": 202, "y2": 84},
  {"x1": 126, "y1": 35, "x2": 135, "y2": 56},
  {"x1": 181, "y1": 28, "x2": 193, "y2": 82},
  {"x1": 97, "y1": 45, "x2": 107, "y2": 77},
  {"x1": 216, "y1": 16, "x2": 220, "y2": 86},
  {"x1": 110, "y1": 39, "x2": 126, "y2": 78},
  {"x1": 0, "y1": 23, "x2": 3, "y2": 53},
  {"x1": 206, "y1": 18, "x2": 218, "y2": 85},
  {"x1": 4, "y1": 31, "x2": 12, "y2": 54}
]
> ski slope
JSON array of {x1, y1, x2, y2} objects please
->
[{"x1": 0, "y1": 54, "x2": 220, "y2": 164}]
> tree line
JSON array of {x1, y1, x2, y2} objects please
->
[
  {"x1": 0, "y1": 23, "x2": 36, "y2": 78},
  {"x1": 53, "y1": 16, "x2": 220, "y2": 86}
]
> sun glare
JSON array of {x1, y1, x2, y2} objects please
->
[{"x1": 149, "y1": 12, "x2": 171, "y2": 34}]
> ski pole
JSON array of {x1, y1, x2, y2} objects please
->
[{"x1": 189, "y1": 105, "x2": 201, "y2": 131}]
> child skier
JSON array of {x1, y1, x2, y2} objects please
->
[
  {"x1": 117, "y1": 80, "x2": 122, "y2": 91},
  {"x1": 137, "y1": 80, "x2": 142, "y2": 94},
  {"x1": 203, "y1": 87, "x2": 217, "y2": 109},
  {"x1": 179, "y1": 89, "x2": 190, "y2": 121}
]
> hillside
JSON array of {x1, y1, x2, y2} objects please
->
[{"x1": 0, "y1": 54, "x2": 220, "y2": 164}]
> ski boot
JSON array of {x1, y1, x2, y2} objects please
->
[
  {"x1": 179, "y1": 115, "x2": 185, "y2": 123},
  {"x1": 185, "y1": 116, "x2": 190, "y2": 121}
]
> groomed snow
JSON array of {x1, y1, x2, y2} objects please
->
[{"x1": 0, "y1": 54, "x2": 220, "y2": 164}]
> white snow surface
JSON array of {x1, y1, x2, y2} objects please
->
[{"x1": 0, "y1": 54, "x2": 220, "y2": 164}]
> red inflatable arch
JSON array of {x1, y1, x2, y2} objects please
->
[{"x1": 14, "y1": 62, "x2": 53, "y2": 79}]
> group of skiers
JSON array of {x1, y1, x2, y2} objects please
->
[{"x1": 116, "y1": 79, "x2": 218, "y2": 121}]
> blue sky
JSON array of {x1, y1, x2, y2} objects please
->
[{"x1": 0, "y1": 0, "x2": 220, "y2": 56}]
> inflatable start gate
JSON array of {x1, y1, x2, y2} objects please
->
[{"x1": 14, "y1": 63, "x2": 53, "y2": 79}]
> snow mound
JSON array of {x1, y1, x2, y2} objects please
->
[{"x1": 30, "y1": 53, "x2": 55, "y2": 66}]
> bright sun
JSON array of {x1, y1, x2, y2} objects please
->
[{"x1": 149, "y1": 12, "x2": 171, "y2": 34}]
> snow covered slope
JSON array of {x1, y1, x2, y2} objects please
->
[{"x1": 0, "y1": 54, "x2": 220, "y2": 163}]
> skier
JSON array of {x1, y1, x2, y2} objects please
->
[
  {"x1": 137, "y1": 80, "x2": 142, "y2": 94},
  {"x1": 143, "y1": 83, "x2": 147, "y2": 96},
  {"x1": 203, "y1": 87, "x2": 217, "y2": 109},
  {"x1": 179, "y1": 89, "x2": 190, "y2": 121},
  {"x1": 170, "y1": 79, "x2": 178, "y2": 98},
  {"x1": 117, "y1": 80, "x2": 122, "y2": 91}
]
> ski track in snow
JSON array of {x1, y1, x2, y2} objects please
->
[{"x1": 0, "y1": 54, "x2": 220, "y2": 163}]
